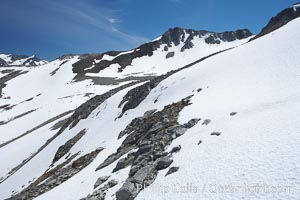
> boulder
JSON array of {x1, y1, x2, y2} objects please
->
[
  {"x1": 165, "y1": 52, "x2": 175, "y2": 59},
  {"x1": 165, "y1": 167, "x2": 179, "y2": 176},
  {"x1": 155, "y1": 157, "x2": 173, "y2": 170},
  {"x1": 116, "y1": 181, "x2": 137, "y2": 200},
  {"x1": 94, "y1": 176, "x2": 110, "y2": 189}
]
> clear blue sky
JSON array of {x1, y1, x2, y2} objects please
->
[{"x1": 0, "y1": 0, "x2": 297, "y2": 60}]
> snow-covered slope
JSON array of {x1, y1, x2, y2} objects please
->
[{"x1": 0, "y1": 5, "x2": 300, "y2": 200}]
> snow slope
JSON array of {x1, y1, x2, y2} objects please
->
[
  {"x1": 0, "y1": 28, "x2": 251, "y2": 187},
  {"x1": 40, "y1": 17, "x2": 300, "y2": 200},
  {"x1": 0, "y1": 9, "x2": 299, "y2": 200}
]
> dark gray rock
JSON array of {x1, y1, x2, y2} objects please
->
[
  {"x1": 211, "y1": 132, "x2": 221, "y2": 136},
  {"x1": 116, "y1": 181, "x2": 137, "y2": 200},
  {"x1": 169, "y1": 145, "x2": 181, "y2": 154},
  {"x1": 113, "y1": 153, "x2": 135, "y2": 173},
  {"x1": 165, "y1": 167, "x2": 179, "y2": 176},
  {"x1": 144, "y1": 109, "x2": 157, "y2": 117},
  {"x1": 136, "y1": 144, "x2": 153, "y2": 155},
  {"x1": 155, "y1": 157, "x2": 173, "y2": 170},
  {"x1": 0, "y1": 58, "x2": 7, "y2": 67},
  {"x1": 108, "y1": 179, "x2": 118, "y2": 187},
  {"x1": 94, "y1": 176, "x2": 110, "y2": 189},
  {"x1": 251, "y1": 4, "x2": 300, "y2": 41},
  {"x1": 230, "y1": 112, "x2": 237, "y2": 116},
  {"x1": 53, "y1": 129, "x2": 87, "y2": 163},
  {"x1": 58, "y1": 81, "x2": 140, "y2": 133},
  {"x1": 129, "y1": 165, "x2": 157, "y2": 184},
  {"x1": 183, "y1": 118, "x2": 201, "y2": 128},
  {"x1": 165, "y1": 52, "x2": 175, "y2": 59},
  {"x1": 72, "y1": 25, "x2": 251, "y2": 83},
  {"x1": 10, "y1": 148, "x2": 102, "y2": 200}
]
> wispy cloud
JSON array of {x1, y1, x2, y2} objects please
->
[
  {"x1": 106, "y1": 17, "x2": 117, "y2": 24},
  {"x1": 44, "y1": 0, "x2": 149, "y2": 47}
]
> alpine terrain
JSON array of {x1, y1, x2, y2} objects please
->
[{"x1": 0, "y1": 4, "x2": 300, "y2": 200}]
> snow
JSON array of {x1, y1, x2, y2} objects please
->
[
  {"x1": 135, "y1": 18, "x2": 300, "y2": 200},
  {"x1": 101, "y1": 54, "x2": 116, "y2": 61},
  {"x1": 0, "y1": 17, "x2": 300, "y2": 200},
  {"x1": 0, "y1": 54, "x2": 47, "y2": 66},
  {"x1": 87, "y1": 36, "x2": 250, "y2": 79},
  {"x1": 293, "y1": 4, "x2": 300, "y2": 11}
]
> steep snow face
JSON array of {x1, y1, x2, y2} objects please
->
[
  {"x1": 135, "y1": 17, "x2": 300, "y2": 200},
  {"x1": 39, "y1": 18, "x2": 300, "y2": 200},
  {"x1": 0, "y1": 54, "x2": 48, "y2": 67},
  {"x1": 0, "y1": 14, "x2": 299, "y2": 200},
  {"x1": 0, "y1": 17, "x2": 298, "y2": 200}
]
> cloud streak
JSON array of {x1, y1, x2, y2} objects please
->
[{"x1": 44, "y1": 0, "x2": 149, "y2": 47}]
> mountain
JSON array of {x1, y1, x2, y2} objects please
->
[
  {"x1": 0, "y1": 54, "x2": 48, "y2": 67},
  {"x1": 0, "y1": 4, "x2": 300, "y2": 200}
]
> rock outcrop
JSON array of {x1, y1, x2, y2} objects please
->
[
  {"x1": 72, "y1": 28, "x2": 252, "y2": 75},
  {"x1": 250, "y1": 4, "x2": 300, "y2": 41}
]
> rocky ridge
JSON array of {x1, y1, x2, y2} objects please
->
[{"x1": 72, "y1": 28, "x2": 252, "y2": 75}]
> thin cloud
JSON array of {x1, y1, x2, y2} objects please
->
[
  {"x1": 44, "y1": 0, "x2": 149, "y2": 47},
  {"x1": 106, "y1": 17, "x2": 117, "y2": 24}
]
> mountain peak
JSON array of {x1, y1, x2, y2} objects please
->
[
  {"x1": 161, "y1": 27, "x2": 252, "y2": 48},
  {"x1": 251, "y1": 3, "x2": 300, "y2": 41},
  {"x1": 0, "y1": 53, "x2": 48, "y2": 67}
]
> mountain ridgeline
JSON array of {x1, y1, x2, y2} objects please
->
[{"x1": 72, "y1": 28, "x2": 252, "y2": 75}]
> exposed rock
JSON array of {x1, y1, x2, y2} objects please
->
[
  {"x1": 118, "y1": 49, "x2": 229, "y2": 117},
  {"x1": 136, "y1": 144, "x2": 154, "y2": 155},
  {"x1": 0, "y1": 109, "x2": 36, "y2": 126},
  {"x1": 0, "y1": 70, "x2": 28, "y2": 98},
  {"x1": 155, "y1": 157, "x2": 173, "y2": 170},
  {"x1": 129, "y1": 165, "x2": 157, "y2": 184},
  {"x1": 183, "y1": 118, "x2": 201, "y2": 128},
  {"x1": 53, "y1": 129, "x2": 87, "y2": 163},
  {"x1": 0, "y1": 54, "x2": 47, "y2": 67},
  {"x1": 112, "y1": 97, "x2": 200, "y2": 199},
  {"x1": 72, "y1": 27, "x2": 251, "y2": 75},
  {"x1": 10, "y1": 148, "x2": 103, "y2": 200},
  {"x1": 165, "y1": 52, "x2": 175, "y2": 59},
  {"x1": 96, "y1": 147, "x2": 135, "y2": 171},
  {"x1": 202, "y1": 119, "x2": 211, "y2": 125},
  {"x1": 169, "y1": 145, "x2": 181, "y2": 154},
  {"x1": 211, "y1": 132, "x2": 221, "y2": 136},
  {"x1": 230, "y1": 112, "x2": 237, "y2": 116},
  {"x1": 108, "y1": 179, "x2": 119, "y2": 187},
  {"x1": 251, "y1": 5, "x2": 300, "y2": 41},
  {"x1": 59, "y1": 81, "x2": 141, "y2": 132},
  {"x1": 116, "y1": 181, "x2": 137, "y2": 200},
  {"x1": 165, "y1": 167, "x2": 179, "y2": 176},
  {"x1": 82, "y1": 179, "x2": 118, "y2": 200},
  {"x1": 113, "y1": 153, "x2": 136, "y2": 173},
  {"x1": 94, "y1": 176, "x2": 110, "y2": 189}
]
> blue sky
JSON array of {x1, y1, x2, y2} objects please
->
[{"x1": 0, "y1": 0, "x2": 297, "y2": 60}]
